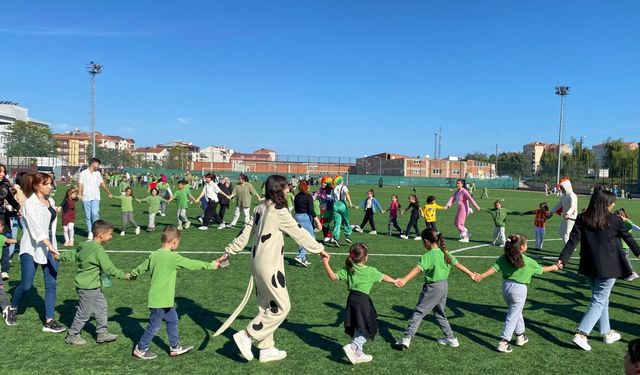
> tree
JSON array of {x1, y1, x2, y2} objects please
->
[
  {"x1": 463, "y1": 152, "x2": 490, "y2": 162},
  {"x1": 95, "y1": 147, "x2": 135, "y2": 169},
  {"x1": 164, "y1": 147, "x2": 189, "y2": 170},
  {"x1": 6, "y1": 120, "x2": 57, "y2": 157}
]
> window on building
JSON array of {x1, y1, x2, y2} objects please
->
[
  {"x1": 432, "y1": 168, "x2": 441, "y2": 174},
  {"x1": 453, "y1": 169, "x2": 460, "y2": 175},
  {"x1": 413, "y1": 160, "x2": 421, "y2": 164}
]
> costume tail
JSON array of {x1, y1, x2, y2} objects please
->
[{"x1": 213, "y1": 276, "x2": 254, "y2": 337}]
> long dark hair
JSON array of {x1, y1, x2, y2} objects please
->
[
  {"x1": 421, "y1": 228, "x2": 452, "y2": 264},
  {"x1": 628, "y1": 338, "x2": 640, "y2": 366},
  {"x1": 265, "y1": 175, "x2": 288, "y2": 209},
  {"x1": 346, "y1": 243, "x2": 368, "y2": 274},
  {"x1": 582, "y1": 186, "x2": 616, "y2": 230},
  {"x1": 504, "y1": 233, "x2": 526, "y2": 268}
]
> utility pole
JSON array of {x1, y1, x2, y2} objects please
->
[
  {"x1": 494, "y1": 144, "x2": 498, "y2": 178},
  {"x1": 438, "y1": 126, "x2": 442, "y2": 158},
  {"x1": 555, "y1": 85, "x2": 570, "y2": 184},
  {"x1": 87, "y1": 61, "x2": 103, "y2": 158}
]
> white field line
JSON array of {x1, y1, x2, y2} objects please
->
[{"x1": 449, "y1": 238, "x2": 564, "y2": 254}]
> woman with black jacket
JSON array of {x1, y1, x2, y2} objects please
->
[{"x1": 557, "y1": 187, "x2": 640, "y2": 352}]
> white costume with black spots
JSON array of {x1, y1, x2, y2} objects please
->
[{"x1": 224, "y1": 200, "x2": 324, "y2": 349}]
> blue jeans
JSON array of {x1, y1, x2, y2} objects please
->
[
  {"x1": 8, "y1": 217, "x2": 19, "y2": 257},
  {"x1": 294, "y1": 213, "x2": 314, "y2": 260},
  {"x1": 11, "y1": 253, "x2": 59, "y2": 320},
  {"x1": 138, "y1": 307, "x2": 180, "y2": 350},
  {"x1": 578, "y1": 277, "x2": 616, "y2": 335},
  {"x1": 82, "y1": 200, "x2": 100, "y2": 234}
]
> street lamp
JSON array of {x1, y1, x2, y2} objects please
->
[
  {"x1": 555, "y1": 85, "x2": 570, "y2": 184},
  {"x1": 87, "y1": 61, "x2": 103, "y2": 158},
  {"x1": 373, "y1": 156, "x2": 382, "y2": 176}
]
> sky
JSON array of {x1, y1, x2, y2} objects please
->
[{"x1": 2, "y1": 1, "x2": 639, "y2": 159}]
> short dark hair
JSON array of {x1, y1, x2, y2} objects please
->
[
  {"x1": 92, "y1": 220, "x2": 114, "y2": 237},
  {"x1": 205, "y1": 173, "x2": 214, "y2": 179},
  {"x1": 88, "y1": 158, "x2": 101, "y2": 165}
]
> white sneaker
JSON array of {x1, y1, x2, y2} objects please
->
[
  {"x1": 458, "y1": 237, "x2": 470, "y2": 243},
  {"x1": 437, "y1": 337, "x2": 459, "y2": 347},
  {"x1": 218, "y1": 223, "x2": 226, "y2": 229},
  {"x1": 400, "y1": 235, "x2": 409, "y2": 240},
  {"x1": 177, "y1": 224, "x2": 183, "y2": 231},
  {"x1": 330, "y1": 238, "x2": 340, "y2": 248},
  {"x1": 572, "y1": 333, "x2": 591, "y2": 351},
  {"x1": 184, "y1": 221, "x2": 191, "y2": 229},
  {"x1": 354, "y1": 352, "x2": 373, "y2": 364},
  {"x1": 294, "y1": 256, "x2": 308, "y2": 267},
  {"x1": 354, "y1": 226, "x2": 363, "y2": 233},
  {"x1": 625, "y1": 272, "x2": 639, "y2": 281},
  {"x1": 395, "y1": 336, "x2": 411, "y2": 350},
  {"x1": 343, "y1": 344, "x2": 357, "y2": 364},
  {"x1": 1, "y1": 272, "x2": 9, "y2": 281},
  {"x1": 369, "y1": 231, "x2": 377, "y2": 235},
  {"x1": 515, "y1": 334, "x2": 529, "y2": 346},
  {"x1": 160, "y1": 213, "x2": 166, "y2": 217},
  {"x1": 233, "y1": 330, "x2": 254, "y2": 361},
  {"x1": 198, "y1": 217, "x2": 203, "y2": 223},
  {"x1": 414, "y1": 236, "x2": 422, "y2": 241},
  {"x1": 120, "y1": 231, "x2": 125, "y2": 237},
  {"x1": 135, "y1": 226, "x2": 141, "y2": 235},
  {"x1": 497, "y1": 340, "x2": 512, "y2": 353},
  {"x1": 603, "y1": 330, "x2": 621, "y2": 344},
  {"x1": 259, "y1": 347, "x2": 287, "y2": 363},
  {"x1": 323, "y1": 237, "x2": 331, "y2": 243},
  {"x1": 198, "y1": 226, "x2": 209, "y2": 231}
]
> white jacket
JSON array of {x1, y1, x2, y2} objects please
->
[
  {"x1": 19, "y1": 194, "x2": 58, "y2": 265},
  {"x1": 552, "y1": 179, "x2": 578, "y2": 220}
]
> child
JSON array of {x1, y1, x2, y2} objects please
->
[
  {"x1": 481, "y1": 187, "x2": 489, "y2": 199},
  {"x1": 136, "y1": 188, "x2": 168, "y2": 232},
  {"x1": 111, "y1": 187, "x2": 141, "y2": 236},
  {"x1": 0, "y1": 222, "x2": 18, "y2": 281},
  {"x1": 387, "y1": 194, "x2": 403, "y2": 236},
  {"x1": 521, "y1": 202, "x2": 553, "y2": 249},
  {"x1": 157, "y1": 175, "x2": 172, "y2": 217},
  {"x1": 118, "y1": 178, "x2": 130, "y2": 196},
  {"x1": 616, "y1": 208, "x2": 640, "y2": 281},
  {"x1": 286, "y1": 183, "x2": 295, "y2": 213},
  {"x1": 420, "y1": 195, "x2": 445, "y2": 233},
  {"x1": 354, "y1": 189, "x2": 384, "y2": 235},
  {"x1": 58, "y1": 220, "x2": 131, "y2": 345},
  {"x1": 131, "y1": 226, "x2": 220, "y2": 359},
  {"x1": 60, "y1": 186, "x2": 79, "y2": 247},
  {"x1": 625, "y1": 338, "x2": 640, "y2": 375},
  {"x1": 321, "y1": 243, "x2": 396, "y2": 364},
  {"x1": 485, "y1": 200, "x2": 518, "y2": 247},
  {"x1": 400, "y1": 194, "x2": 421, "y2": 240},
  {"x1": 474, "y1": 233, "x2": 558, "y2": 353},
  {"x1": 167, "y1": 180, "x2": 196, "y2": 230},
  {"x1": 395, "y1": 228, "x2": 475, "y2": 349}
]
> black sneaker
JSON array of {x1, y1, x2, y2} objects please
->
[
  {"x1": 133, "y1": 345, "x2": 157, "y2": 360},
  {"x1": 170, "y1": 344, "x2": 194, "y2": 357},
  {"x1": 42, "y1": 319, "x2": 66, "y2": 333},
  {"x1": 5, "y1": 306, "x2": 17, "y2": 326}
]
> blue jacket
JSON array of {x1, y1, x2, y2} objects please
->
[{"x1": 358, "y1": 197, "x2": 383, "y2": 213}]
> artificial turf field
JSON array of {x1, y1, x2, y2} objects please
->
[{"x1": 3, "y1": 184, "x2": 640, "y2": 375}]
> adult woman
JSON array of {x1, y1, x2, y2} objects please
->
[
  {"x1": 0, "y1": 164, "x2": 20, "y2": 280},
  {"x1": 216, "y1": 175, "x2": 328, "y2": 363},
  {"x1": 557, "y1": 187, "x2": 640, "y2": 351},
  {"x1": 5, "y1": 172, "x2": 64, "y2": 332},
  {"x1": 293, "y1": 180, "x2": 322, "y2": 267},
  {"x1": 445, "y1": 179, "x2": 481, "y2": 243},
  {"x1": 218, "y1": 176, "x2": 232, "y2": 224},
  {"x1": 228, "y1": 174, "x2": 261, "y2": 228}
]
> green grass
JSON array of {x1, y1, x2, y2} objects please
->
[{"x1": 4, "y1": 184, "x2": 640, "y2": 374}]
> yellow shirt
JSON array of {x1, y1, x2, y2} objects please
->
[{"x1": 421, "y1": 203, "x2": 444, "y2": 223}]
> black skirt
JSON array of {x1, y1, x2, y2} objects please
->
[{"x1": 344, "y1": 290, "x2": 378, "y2": 340}]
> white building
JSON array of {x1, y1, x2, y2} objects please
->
[
  {"x1": 0, "y1": 101, "x2": 50, "y2": 159},
  {"x1": 132, "y1": 146, "x2": 169, "y2": 164},
  {"x1": 199, "y1": 145, "x2": 235, "y2": 163}
]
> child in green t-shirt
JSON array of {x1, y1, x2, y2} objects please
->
[
  {"x1": 484, "y1": 200, "x2": 519, "y2": 247},
  {"x1": 130, "y1": 226, "x2": 220, "y2": 360},
  {"x1": 616, "y1": 209, "x2": 640, "y2": 281},
  {"x1": 111, "y1": 187, "x2": 140, "y2": 236},
  {"x1": 394, "y1": 228, "x2": 476, "y2": 350},
  {"x1": 136, "y1": 188, "x2": 169, "y2": 232},
  {"x1": 167, "y1": 180, "x2": 196, "y2": 230},
  {"x1": 474, "y1": 233, "x2": 558, "y2": 353},
  {"x1": 0, "y1": 221, "x2": 18, "y2": 284},
  {"x1": 321, "y1": 243, "x2": 396, "y2": 365}
]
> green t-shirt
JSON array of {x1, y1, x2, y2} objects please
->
[
  {"x1": 335, "y1": 264, "x2": 384, "y2": 294},
  {"x1": 486, "y1": 208, "x2": 514, "y2": 227},
  {"x1": 60, "y1": 241, "x2": 126, "y2": 289},
  {"x1": 286, "y1": 192, "x2": 295, "y2": 209},
  {"x1": 173, "y1": 188, "x2": 191, "y2": 209},
  {"x1": 113, "y1": 195, "x2": 134, "y2": 212},
  {"x1": 491, "y1": 254, "x2": 543, "y2": 284},
  {"x1": 417, "y1": 248, "x2": 458, "y2": 283},
  {"x1": 131, "y1": 248, "x2": 215, "y2": 308},
  {"x1": 139, "y1": 195, "x2": 167, "y2": 213},
  {"x1": 231, "y1": 183, "x2": 258, "y2": 208},
  {"x1": 0, "y1": 234, "x2": 6, "y2": 248},
  {"x1": 622, "y1": 219, "x2": 634, "y2": 250}
]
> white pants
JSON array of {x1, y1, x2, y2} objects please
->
[
  {"x1": 492, "y1": 226, "x2": 506, "y2": 246},
  {"x1": 560, "y1": 219, "x2": 575, "y2": 244},
  {"x1": 534, "y1": 226, "x2": 545, "y2": 249},
  {"x1": 229, "y1": 207, "x2": 251, "y2": 226},
  {"x1": 64, "y1": 223, "x2": 75, "y2": 243}
]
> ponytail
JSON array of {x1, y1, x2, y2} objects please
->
[
  {"x1": 346, "y1": 243, "x2": 368, "y2": 274},
  {"x1": 437, "y1": 233, "x2": 452, "y2": 265},
  {"x1": 504, "y1": 233, "x2": 526, "y2": 268},
  {"x1": 421, "y1": 228, "x2": 452, "y2": 265}
]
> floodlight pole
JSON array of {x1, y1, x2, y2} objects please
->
[
  {"x1": 555, "y1": 85, "x2": 570, "y2": 185},
  {"x1": 88, "y1": 61, "x2": 103, "y2": 158}
]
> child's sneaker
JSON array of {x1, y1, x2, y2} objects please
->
[
  {"x1": 497, "y1": 340, "x2": 512, "y2": 353},
  {"x1": 625, "y1": 272, "x2": 639, "y2": 281},
  {"x1": 354, "y1": 351, "x2": 373, "y2": 364},
  {"x1": 294, "y1": 256, "x2": 308, "y2": 267},
  {"x1": 303, "y1": 259, "x2": 311, "y2": 267},
  {"x1": 369, "y1": 231, "x2": 377, "y2": 235},
  {"x1": 218, "y1": 223, "x2": 227, "y2": 230},
  {"x1": 133, "y1": 345, "x2": 157, "y2": 360},
  {"x1": 323, "y1": 237, "x2": 331, "y2": 243},
  {"x1": 437, "y1": 337, "x2": 460, "y2": 347},
  {"x1": 603, "y1": 330, "x2": 621, "y2": 344},
  {"x1": 177, "y1": 224, "x2": 184, "y2": 231},
  {"x1": 330, "y1": 238, "x2": 340, "y2": 248},
  {"x1": 515, "y1": 334, "x2": 529, "y2": 346},
  {"x1": 65, "y1": 334, "x2": 87, "y2": 345},
  {"x1": 135, "y1": 226, "x2": 141, "y2": 235},
  {"x1": 414, "y1": 236, "x2": 422, "y2": 241},
  {"x1": 259, "y1": 347, "x2": 287, "y2": 363},
  {"x1": 1, "y1": 272, "x2": 9, "y2": 280},
  {"x1": 184, "y1": 221, "x2": 191, "y2": 229},
  {"x1": 345, "y1": 237, "x2": 352, "y2": 244},
  {"x1": 5, "y1": 306, "x2": 17, "y2": 326},
  {"x1": 354, "y1": 226, "x2": 363, "y2": 233},
  {"x1": 120, "y1": 231, "x2": 125, "y2": 237},
  {"x1": 42, "y1": 319, "x2": 66, "y2": 333},
  {"x1": 198, "y1": 226, "x2": 209, "y2": 231},
  {"x1": 343, "y1": 343, "x2": 357, "y2": 364},
  {"x1": 96, "y1": 332, "x2": 118, "y2": 343},
  {"x1": 395, "y1": 336, "x2": 411, "y2": 350},
  {"x1": 170, "y1": 344, "x2": 194, "y2": 357},
  {"x1": 458, "y1": 237, "x2": 470, "y2": 243},
  {"x1": 233, "y1": 330, "x2": 254, "y2": 361},
  {"x1": 400, "y1": 234, "x2": 409, "y2": 240},
  {"x1": 572, "y1": 333, "x2": 591, "y2": 351}
]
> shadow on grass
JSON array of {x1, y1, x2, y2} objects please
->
[{"x1": 111, "y1": 306, "x2": 169, "y2": 354}]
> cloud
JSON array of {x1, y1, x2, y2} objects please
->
[
  {"x1": 121, "y1": 126, "x2": 136, "y2": 133},
  {"x1": 176, "y1": 117, "x2": 191, "y2": 125},
  {"x1": 0, "y1": 26, "x2": 151, "y2": 38},
  {"x1": 52, "y1": 123, "x2": 73, "y2": 132}
]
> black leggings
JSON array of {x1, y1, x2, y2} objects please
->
[
  {"x1": 405, "y1": 218, "x2": 420, "y2": 237},
  {"x1": 203, "y1": 200, "x2": 223, "y2": 225},
  {"x1": 360, "y1": 208, "x2": 376, "y2": 231},
  {"x1": 388, "y1": 217, "x2": 403, "y2": 234},
  {"x1": 218, "y1": 203, "x2": 229, "y2": 222}
]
